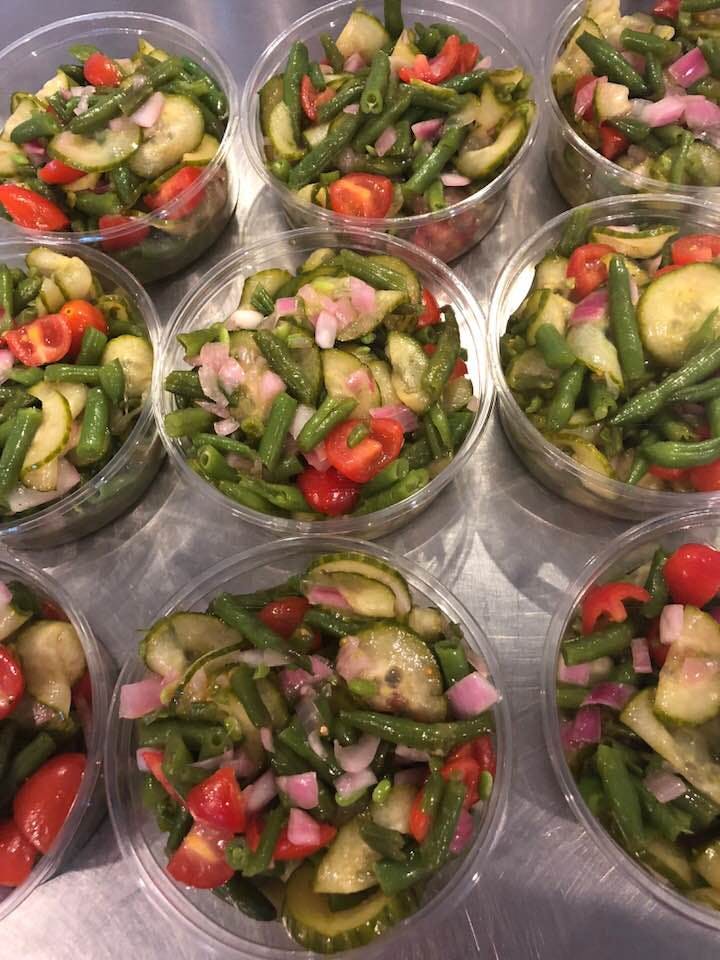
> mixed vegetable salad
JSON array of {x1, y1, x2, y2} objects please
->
[
  {"x1": 0, "y1": 38, "x2": 230, "y2": 281},
  {"x1": 500, "y1": 210, "x2": 720, "y2": 493},
  {"x1": 552, "y1": 0, "x2": 720, "y2": 187},
  {"x1": 121, "y1": 552, "x2": 499, "y2": 952},
  {"x1": 0, "y1": 579, "x2": 89, "y2": 889},
  {"x1": 0, "y1": 246, "x2": 153, "y2": 520},
  {"x1": 163, "y1": 247, "x2": 477, "y2": 522},
  {"x1": 260, "y1": 0, "x2": 534, "y2": 226},
  {"x1": 557, "y1": 540, "x2": 720, "y2": 911}
]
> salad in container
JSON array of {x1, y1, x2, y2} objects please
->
[
  {"x1": 107, "y1": 539, "x2": 508, "y2": 955},
  {"x1": 545, "y1": 510, "x2": 720, "y2": 924},
  {"x1": 0, "y1": 13, "x2": 237, "y2": 283},
  {"x1": 243, "y1": 0, "x2": 537, "y2": 262},
  {"x1": 157, "y1": 228, "x2": 490, "y2": 539},
  {"x1": 0, "y1": 552, "x2": 108, "y2": 919}
]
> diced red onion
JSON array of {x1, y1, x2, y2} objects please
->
[
  {"x1": 21, "y1": 140, "x2": 46, "y2": 165},
  {"x1": 343, "y1": 103, "x2": 360, "y2": 114},
  {"x1": 337, "y1": 146, "x2": 360, "y2": 174},
  {"x1": 108, "y1": 115, "x2": 135, "y2": 133},
  {"x1": 296, "y1": 694, "x2": 323, "y2": 736},
  {"x1": 643, "y1": 254, "x2": 662, "y2": 275},
  {"x1": 275, "y1": 297, "x2": 298, "y2": 317},
  {"x1": 681, "y1": 656, "x2": 720, "y2": 684},
  {"x1": 622, "y1": 51, "x2": 645, "y2": 73},
  {"x1": 315, "y1": 310, "x2": 338, "y2": 348},
  {"x1": 581, "y1": 681, "x2": 636, "y2": 711},
  {"x1": 394, "y1": 767, "x2": 426, "y2": 786},
  {"x1": 440, "y1": 172, "x2": 471, "y2": 187},
  {"x1": 570, "y1": 288, "x2": 608, "y2": 326},
  {"x1": 197, "y1": 399, "x2": 229, "y2": 419},
  {"x1": 449, "y1": 807, "x2": 474, "y2": 854},
  {"x1": 277, "y1": 772, "x2": 319, "y2": 810},
  {"x1": 557, "y1": 658, "x2": 591, "y2": 686},
  {"x1": 0, "y1": 582, "x2": 11, "y2": 607},
  {"x1": 308, "y1": 730, "x2": 327, "y2": 759},
  {"x1": 310, "y1": 656, "x2": 334, "y2": 680},
  {"x1": 631, "y1": 637, "x2": 652, "y2": 674},
  {"x1": 307, "y1": 585, "x2": 352, "y2": 609},
  {"x1": 235, "y1": 649, "x2": 288, "y2": 667},
  {"x1": 288, "y1": 808, "x2": 323, "y2": 845},
  {"x1": 0, "y1": 350, "x2": 14, "y2": 385},
  {"x1": 70, "y1": 85, "x2": 94, "y2": 97},
  {"x1": 644, "y1": 769, "x2": 686, "y2": 803},
  {"x1": 119, "y1": 675, "x2": 164, "y2": 718},
  {"x1": 74, "y1": 91, "x2": 94, "y2": 116},
  {"x1": 375, "y1": 125, "x2": 397, "y2": 157},
  {"x1": 465, "y1": 649, "x2": 489, "y2": 675},
  {"x1": 334, "y1": 735, "x2": 379, "y2": 773},
  {"x1": 304, "y1": 441, "x2": 330, "y2": 472},
  {"x1": 136, "y1": 747, "x2": 151, "y2": 772},
  {"x1": 130, "y1": 91, "x2": 165, "y2": 127},
  {"x1": 346, "y1": 367, "x2": 375, "y2": 394},
  {"x1": 290, "y1": 403, "x2": 316, "y2": 438},
  {"x1": 571, "y1": 705, "x2": 602, "y2": 744},
  {"x1": 343, "y1": 53, "x2": 366, "y2": 73},
  {"x1": 335, "y1": 768, "x2": 377, "y2": 798},
  {"x1": 244, "y1": 769, "x2": 277, "y2": 813},
  {"x1": 260, "y1": 369, "x2": 286, "y2": 404},
  {"x1": 370, "y1": 404, "x2": 419, "y2": 433},
  {"x1": 214, "y1": 417, "x2": 240, "y2": 436},
  {"x1": 684, "y1": 94, "x2": 720, "y2": 130},
  {"x1": 660, "y1": 604, "x2": 684, "y2": 645},
  {"x1": 395, "y1": 744, "x2": 430, "y2": 764},
  {"x1": 447, "y1": 671, "x2": 499, "y2": 719},
  {"x1": 629, "y1": 278, "x2": 640, "y2": 306},
  {"x1": 218, "y1": 357, "x2": 244, "y2": 394},
  {"x1": 349, "y1": 276, "x2": 377, "y2": 313},
  {"x1": 227, "y1": 308, "x2": 264, "y2": 330},
  {"x1": 319, "y1": 62, "x2": 333, "y2": 75},
  {"x1": 574, "y1": 76, "x2": 600, "y2": 119},
  {"x1": 668, "y1": 47, "x2": 709, "y2": 88},
  {"x1": 411, "y1": 118, "x2": 444, "y2": 142},
  {"x1": 260, "y1": 727, "x2": 274, "y2": 753},
  {"x1": 639, "y1": 95, "x2": 687, "y2": 127}
]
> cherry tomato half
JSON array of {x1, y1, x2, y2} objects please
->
[
  {"x1": 663, "y1": 543, "x2": 720, "y2": 607},
  {"x1": 0, "y1": 185, "x2": 69, "y2": 232},
  {"x1": 59, "y1": 299, "x2": 109, "y2": 358},
  {"x1": 0, "y1": 820, "x2": 36, "y2": 887},
  {"x1": 38, "y1": 159, "x2": 84, "y2": 185},
  {"x1": 417, "y1": 288, "x2": 441, "y2": 328},
  {"x1": 581, "y1": 581, "x2": 650, "y2": 634},
  {"x1": 297, "y1": 466, "x2": 361, "y2": 516},
  {"x1": 328, "y1": 173, "x2": 393, "y2": 218},
  {"x1": 300, "y1": 74, "x2": 335, "y2": 122},
  {"x1": 5, "y1": 314, "x2": 72, "y2": 367},
  {"x1": 186, "y1": 767, "x2": 246, "y2": 834},
  {"x1": 689, "y1": 458, "x2": 720, "y2": 492},
  {"x1": 409, "y1": 787, "x2": 431, "y2": 843},
  {"x1": 144, "y1": 167, "x2": 205, "y2": 220},
  {"x1": 566, "y1": 243, "x2": 614, "y2": 301},
  {"x1": 13, "y1": 753, "x2": 85, "y2": 854},
  {"x1": 671, "y1": 234, "x2": 720, "y2": 266},
  {"x1": 325, "y1": 417, "x2": 404, "y2": 484},
  {"x1": 599, "y1": 123, "x2": 629, "y2": 161},
  {"x1": 0, "y1": 645, "x2": 24, "y2": 721},
  {"x1": 98, "y1": 214, "x2": 150, "y2": 252},
  {"x1": 83, "y1": 52, "x2": 122, "y2": 87},
  {"x1": 246, "y1": 815, "x2": 336, "y2": 860},
  {"x1": 258, "y1": 596, "x2": 309, "y2": 640},
  {"x1": 398, "y1": 34, "x2": 461, "y2": 84},
  {"x1": 166, "y1": 823, "x2": 234, "y2": 889},
  {"x1": 138, "y1": 748, "x2": 184, "y2": 805}
]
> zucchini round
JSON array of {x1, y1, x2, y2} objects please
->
[
  {"x1": 49, "y1": 124, "x2": 141, "y2": 173},
  {"x1": 128, "y1": 95, "x2": 204, "y2": 179}
]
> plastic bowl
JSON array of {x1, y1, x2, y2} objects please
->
[
  {"x1": 155, "y1": 225, "x2": 492, "y2": 539},
  {"x1": 105, "y1": 536, "x2": 510, "y2": 959},
  {"x1": 543, "y1": 0, "x2": 720, "y2": 207},
  {"x1": 0, "y1": 12, "x2": 239, "y2": 284},
  {"x1": 542, "y1": 507, "x2": 720, "y2": 932},
  {"x1": 0, "y1": 548, "x2": 110, "y2": 921},
  {"x1": 0, "y1": 237, "x2": 162, "y2": 549},
  {"x1": 241, "y1": 0, "x2": 538, "y2": 264},
  {"x1": 488, "y1": 193, "x2": 720, "y2": 520}
]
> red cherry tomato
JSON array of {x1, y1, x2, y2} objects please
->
[
  {"x1": 5, "y1": 314, "x2": 72, "y2": 367},
  {"x1": 325, "y1": 417, "x2": 404, "y2": 484},
  {"x1": 13, "y1": 753, "x2": 85, "y2": 854},
  {"x1": 138, "y1": 748, "x2": 184, "y2": 805},
  {"x1": 471, "y1": 734, "x2": 496, "y2": 777},
  {"x1": 328, "y1": 173, "x2": 393, "y2": 218},
  {"x1": 689, "y1": 458, "x2": 720, "y2": 492},
  {"x1": 417, "y1": 288, "x2": 441, "y2": 328},
  {"x1": 441, "y1": 752, "x2": 481, "y2": 808},
  {"x1": 144, "y1": 167, "x2": 205, "y2": 220},
  {"x1": 566, "y1": 243, "x2": 614, "y2": 301},
  {"x1": 258, "y1": 596, "x2": 309, "y2": 639},
  {"x1": 422, "y1": 343, "x2": 468, "y2": 379},
  {"x1": 98, "y1": 214, "x2": 150, "y2": 252},
  {"x1": 38, "y1": 159, "x2": 84, "y2": 185},
  {"x1": 166, "y1": 823, "x2": 234, "y2": 889},
  {"x1": 671, "y1": 234, "x2": 720, "y2": 266},
  {"x1": 648, "y1": 465, "x2": 688, "y2": 482},
  {"x1": 457, "y1": 42, "x2": 479, "y2": 74},
  {"x1": 186, "y1": 767, "x2": 246, "y2": 834},
  {"x1": 0, "y1": 185, "x2": 69, "y2": 232},
  {"x1": 299, "y1": 74, "x2": 334, "y2": 122},
  {"x1": 246, "y1": 815, "x2": 336, "y2": 860},
  {"x1": 0, "y1": 820, "x2": 37, "y2": 887},
  {"x1": 573, "y1": 75, "x2": 596, "y2": 121},
  {"x1": 653, "y1": 0, "x2": 680, "y2": 18},
  {"x1": 663, "y1": 543, "x2": 720, "y2": 607},
  {"x1": 599, "y1": 123, "x2": 629, "y2": 160},
  {"x1": 83, "y1": 51, "x2": 122, "y2": 87},
  {"x1": 409, "y1": 787, "x2": 431, "y2": 842},
  {"x1": 59, "y1": 299, "x2": 109, "y2": 358},
  {"x1": 581, "y1": 581, "x2": 650, "y2": 634},
  {"x1": 0, "y1": 644, "x2": 24, "y2": 721},
  {"x1": 297, "y1": 466, "x2": 361, "y2": 516},
  {"x1": 646, "y1": 618, "x2": 668, "y2": 669},
  {"x1": 399, "y1": 34, "x2": 461, "y2": 84}
]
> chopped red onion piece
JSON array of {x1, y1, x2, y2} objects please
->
[
  {"x1": 130, "y1": 91, "x2": 165, "y2": 127},
  {"x1": 343, "y1": 53, "x2": 366, "y2": 73},
  {"x1": 557, "y1": 658, "x2": 591, "y2": 686},
  {"x1": 660, "y1": 604, "x2": 684, "y2": 645},
  {"x1": 0, "y1": 350, "x2": 14, "y2": 385},
  {"x1": 334, "y1": 735, "x2": 380, "y2": 773},
  {"x1": 308, "y1": 730, "x2": 327, "y2": 758},
  {"x1": 411, "y1": 118, "x2": 443, "y2": 142},
  {"x1": 304, "y1": 441, "x2": 330, "y2": 472},
  {"x1": 631, "y1": 637, "x2": 652, "y2": 674},
  {"x1": 214, "y1": 417, "x2": 240, "y2": 436},
  {"x1": 307, "y1": 585, "x2": 352, "y2": 609},
  {"x1": 570, "y1": 288, "x2": 608, "y2": 326},
  {"x1": 346, "y1": 366, "x2": 375, "y2": 394},
  {"x1": 639, "y1": 95, "x2": 686, "y2": 127},
  {"x1": 581, "y1": 681, "x2": 636, "y2": 711},
  {"x1": 574, "y1": 76, "x2": 601, "y2": 119},
  {"x1": 260, "y1": 726, "x2": 274, "y2": 753},
  {"x1": 277, "y1": 772, "x2": 319, "y2": 810},
  {"x1": 190, "y1": 747, "x2": 234, "y2": 771},
  {"x1": 395, "y1": 744, "x2": 430, "y2": 764},
  {"x1": 276, "y1": 297, "x2": 298, "y2": 317},
  {"x1": 685, "y1": 94, "x2": 720, "y2": 129},
  {"x1": 571, "y1": 705, "x2": 602, "y2": 744},
  {"x1": 335, "y1": 768, "x2": 377, "y2": 797},
  {"x1": 119, "y1": 675, "x2": 164, "y2": 718},
  {"x1": 644, "y1": 769, "x2": 686, "y2": 804},
  {"x1": 288, "y1": 808, "x2": 323, "y2": 845},
  {"x1": 260, "y1": 369, "x2": 285, "y2": 404},
  {"x1": 343, "y1": 103, "x2": 360, "y2": 114},
  {"x1": 447, "y1": 671, "x2": 499, "y2": 718},
  {"x1": 315, "y1": 310, "x2": 338, "y2": 348},
  {"x1": 21, "y1": 140, "x2": 46, "y2": 165},
  {"x1": 244, "y1": 769, "x2": 277, "y2": 813},
  {"x1": 0, "y1": 582, "x2": 11, "y2": 607},
  {"x1": 375, "y1": 125, "x2": 397, "y2": 157},
  {"x1": 370, "y1": 404, "x2": 419, "y2": 433},
  {"x1": 297, "y1": 694, "x2": 323, "y2": 736},
  {"x1": 440, "y1": 172, "x2": 471, "y2": 187},
  {"x1": 349, "y1": 276, "x2": 377, "y2": 313},
  {"x1": 290, "y1": 403, "x2": 316, "y2": 438},
  {"x1": 668, "y1": 47, "x2": 709, "y2": 88}
]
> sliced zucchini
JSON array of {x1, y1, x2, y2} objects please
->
[
  {"x1": 366, "y1": 255, "x2": 421, "y2": 305},
  {"x1": 55, "y1": 382, "x2": 88, "y2": 420},
  {"x1": 259, "y1": 75, "x2": 284, "y2": 138},
  {"x1": 128, "y1": 95, "x2": 204, "y2": 179},
  {"x1": 339, "y1": 291, "x2": 405, "y2": 340},
  {"x1": 283, "y1": 863, "x2": 415, "y2": 953},
  {"x1": 566, "y1": 323, "x2": 623, "y2": 395},
  {"x1": 140, "y1": 612, "x2": 241, "y2": 677},
  {"x1": 308, "y1": 573, "x2": 396, "y2": 618},
  {"x1": 315, "y1": 820, "x2": 380, "y2": 894},
  {"x1": 691, "y1": 887, "x2": 720, "y2": 910},
  {"x1": 0, "y1": 140, "x2": 29, "y2": 177},
  {"x1": 306, "y1": 553, "x2": 412, "y2": 618},
  {"x1": 386, "y1": 331, "x2": 431, "y2": 414},
  {"x1": 407, "y1": 606, "x2": 445, "y2": 640},
  {"x1": 101, "y1": 335, "x2": 153, "y2": 398},
  {"x1": 551, "y1": 16, "x2": 604, "y2": 97},
  {"x1": 0, "y1": 603, "x2": 31, "y2": 642},
  {"x1": 337, "y1": 623, "x2": 446, "y2": 721},
  {"x1": 455, "y1": 87, "x2": 511, "y2": 140},
  {"x1": 548, "y1": 432, "x2": 614, "y2": 476},
  {"x1": 336, "y1": 9, "x2": 390, "y2": 61},
  {"x1": 321, "y1": 350, "x2": 381, "y2": 418},
  {"x1": 455, "y1": 113, "x2": 527, "y2": 180},
  {"x1": 26, "y1": 247, "x2": 72, "y2": 277},
  {"x1": 365, "y1": 359, "x2": 398, "y2": 406},
  {"x1": 49, "y1": 124, "x2": 141, "y2": 174},
  {"x1": 54, "y1": 256, "x2": 94, "y2": 301},
  {"x1": 506, "y1": 348, "x2": 558, "y2": 392},
  {"x1": 22, "y1": 459, "x2": 59, "y2": 493},
  {"x1": 301, "y1": 248, "x2": 335, "y2": 273},
  {"x1": 389, "y1": 29, "x2": 420, "y2": 73},
  {"x1": 15, "y1": 619, "x2": 86, "y2": 717},
  {"x1": 37, "y1": 277, "x2": 65, "y2": 314},
  {"x1": 589, "y1": 225, "x2": 678, "y2": 258},
  {"x1": 239, "y1": 267, "x2": 292, "y2": 308},
  {"x1": 695, "y1": 839, "x2": 720, "y2": 890},
  {"x1": 36, "y1": 70, "x2": 71, "y2": 103},
  {"x1": 21, "y1": 384, "x2": 72, "y2": 478},
  {"x1": 371, "y1": 783, "x2": 416, "y2": 833},
  {"x1": 637, "y1": 263, "x2": 720, "y2": 367},
  {"x1": 642, "y1": 838, "x2": 696, "y2": 891},
  {"x1": 533, "y1": 254, "x2": 570, "y2": 294},
  {"x1": 526, "y1": 291, "x2": 574, "y2": 344},
  {"x1": 304, "y1": 123, "x2": 330, "y2": 148},
  {"x1": 267, "y1": 101, "x2": 304, "y2": 162},
  {"x1": 2, "y1": 96, "x2": 42, "y2": 141},
  {"x1": 182, "y1": 134, "x2": 220, "y2": 166},
  {"x1": 592, "y1": 81, "x2": 630, "y2": 121},
  {"x1": 655, "y1": 606, "x2": 720, "y2": 725}
]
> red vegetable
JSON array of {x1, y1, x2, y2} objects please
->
[
  {"x1": 144, "y1": 166, "x2": 205, "y2": 220},
  {"x1": 457, "y1": 42, "x2": 479, "y2": 74},
  {"x1": 566, "y1": 243, "x2": 614, "y2": 301},
  {"x1": 166, "y1": 823, "x2": 234, "y2": 889},
  {"x1": 417, "y1": 288, "x2": 441, "y2": 328},
  {"x1": 60, "y1": 299, "x2": 109, "y2": 358},
  {"x1": 599, "y1": 123, "x2": 629, "y2": 160},
  {"x1": 98, "y1": 214, "x2": 150, "y2": 252},
  {"x1": 689, "y1": 458, "x2": 720, "y2": 492},
  {"x1": 409, "y1": 787, "x2": 431, "y2": 842},
  {"x1": 186, "y1": 767, "x2": 246, "y2": 834},
  {"x1": 38, "y1": 159, "x2": 84, "y2": 185},
  {"x1": 245, "y1": 815, "x2": 336, "y2": 860},
  {"x1": 83, "y1": 51, "x2": 122, "y2": 87},
  {"x1": 646, "y1": 618, "x2": 668, "y2": 669},
  {"x1": 13, "y1": 754, "x2": 85, "y2": 854},
  {"x1": 0, "y1": 820, "x2": 36, "y2": 886},
  {"x1": 581, "y1": 581, "x2": 651, "y2": 634},
  {"x1": 0, "y1": 184, "x2": 69, "y2": 232},
  {"x1": 0, "y1": 645, "x2": 24, "y2": 721},
  {"x1": 671, "y1": 234, "x2": 720, "y2": 266},
  {"x1": 300, "y1": 74, "x2": 334, "y2": 122},
  {"x1": 649, "y1": 465, "x2": 687, "y2": 482},
  {"x1": 139, "y1": 748, "x2": 183, "y2": 805},
  {"x1": 422, "y1": 343, "x2": 467, "y2": 379},
  {"x1": 441, "y1": 751, "x2": 481, "y2": 808},
  {"x1": 5, "y1": 314, "x2": 72, "y2": 367},
  {"x1": 663, "y1": 543, "x2": 720, "y2": 606},
  {"x1": 297, "y1": 466, "x2": 361, "y2": 515},
  {"x1": 258, "y1": 596, "x2": 309, "y2": 640},
  {"x1": 328, "y1": 173, "x2": 393, "y2": 218},
  {"x1": 573, "y1": 75, "x2": 597, "y2": 121},
  {"x1": 398, "y1": 34, "x2": 461, "y2": 84},
  {"x1": 325, "y1": 417, "x2": 404, "y2": 483},
  {"x1": 653, "y1": 0, "x2": 681, "y2": 19}
]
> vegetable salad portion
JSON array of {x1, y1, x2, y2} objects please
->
[
  {"x1": 558, "y1": 541, "x2": 720, "y2": 911},
  {"x1": 261, "y1": 0, "x2": 534, "y2": 218},
  {"x1": 552, "y1": 0, "x2": 720, "y2": 186},
  {"x1": 122, "y1": 552, "x2": 499, "y2": 952},
  {"x1": 0, "y1": 247, "x2": 152, "y2": 519},
  {"x1": 501, "y1": 210, "x2": 720, "y2": 492},
  {"x1": 0, "y1": 580, "x2": 89, "y2": 888},
  {"x1": 164, "y1": 247, "x2": 477, "y2": 521}
]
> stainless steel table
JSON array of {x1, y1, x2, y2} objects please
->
[{"x1": 2, "y1": 0, "x2": 715, "y2": 957}]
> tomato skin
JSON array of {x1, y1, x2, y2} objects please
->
[
  {"x1": 653, "y1": 0, "x2": 680, "y2": 16},
  {"x1": 297, "y1": 466, "x2": 361, "y2": 516},
  {"x1": 144, "y1": 167, "x2": 205, "y2": 220},
  {"x1": 5, "y1": 314, "x2": 72, "y2": 367},
  {"x1": 646, "y1": 618, "x2": 668, "y2": 668},
  {"x1": 245, "y1": 815, "x2": 336, "y2": 860},
  {"x1": 300, "y1": 74, "x2": 334, "y2": 121},
  {"x1": 328, "y1": 173, "x2": 393, "y2": 218},
  {"x1": 99, "y1": 214, "x2": 150, "y2": 252},
  {"x1": 0, "y1": 820, "x2": 37, "y2": 887},
  {"x1": 422, "y1": 343, "x2": 467, "y2": 379},
  {"x1": 399, "y1": 34, "x2": 461, "y2": 83},
  {"x1": 581, "y1": 582, "x2": 650, "y2": 634},
  {"x1": 649, "y1": 465, "x2": 687, "y2": 482},
  {"x1": 441, "y1": 754, "x2": 480, "y2": 808},
  {"x1": 671, "y1": 234, "x2": 720, "y2": 266},
  {"x1": 83, "y1": 52, "x2": 121, "y2": 87},
  {"x1": 689, "y1": 458, "x2": 720, "y2": 492},
  {"x1": 186, "y1": 768, "x2": 246, "y2": 834},
  {"x1": 471, "y1": 734, "x2": 496, "y2": 777},
  {"x1": 573, "y1": 75, "x2": 596, "y2": 121},
  {"x1": 457, "y1": 42, "x2": 479, "y2": 74},
  {"x1": 417, "y1": 288, "x2": 441, "y2": 328},
  {"x1": 59, "y1": 299, "x2": 109, "y2": 358},
  {"x1": 325, "y1": 418, "x2": 404, "y2": 483},
  {"x1": 166, "y1": 823, "x2": 234, "y2": 889},
  {"x1": 566, "y1": 243, "x2": 614, "y2": 301},
  {"x1": 663, "y1": 543, "x2": 720, "y2": 606},
  {"x1": 409, "y1": 788, "x2": 431, "y2": 843},
  {"x1": 139, "y1": 748, "x2": 184, "y2": 805},
  {"x1": 599, "y1": 123, "x2": 629, "y2": 160},
  {"x1": 0, "y1": 185, "x2": 69, "y2": 232},
  {"x1": 38, "y1": 160, "x2": 84, "y2": 185},
  {"x1": 258, "y1": 596, "x2": 309, "y2": 639},
  {"x1": 0, "y1": 645, "x2": 24, "y2": 721},
  {"x1": 13, "y1": 753, "x2": 85, "y2": 854}
]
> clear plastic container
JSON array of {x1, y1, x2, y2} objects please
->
[
  {"x1": 0, "y1": 13, "x2": 239, "y2": 284},
  {"x1": 241, "y1": 0, "x2": 538, "y2": 264},
  {"x1": 488, "y1": 193, "x2": 720, "y2": 520},
  {"x1": 543, "y1": 0, "x2": 720, "y2": 207},
  {"x1": 0, "y1": 548, "x2": 111, "y2": 921},
  {"x1": 0, "y1": 238, "x2": 162, "y2": 549},
  {"x1": 105, "y1": 536, "x2": 511, "y2": 959},
  {"x1": 542, "y1": 507, "x2": 720, "y2": 932},
  {"x1": 154, "y1": 225, "x2": 492, "y2": 539}
]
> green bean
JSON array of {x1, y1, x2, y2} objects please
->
[
  {"x1": 214, "y1": 875, "x2": 277, "y2": 921},
  {"x1": 137, "y1": 718, "x2": 230, "y2": 755},
  {"x1": 673, "y1": 785, "x2": 720, "y2": 830},
  {"x1": 587, "y1": 378, "x2": 616, "y2": 421},
  {"x1": 611, "y1": 659, "x2": 637, "y2": 684},
  {"x1": 278, "y1": 721, "x2": 341, "y2": 784},
  {"x1": 0, "y1": 731, "x2": 55, "y2": 804},
  {"x1": 320, "y1": 33, "x2": 345, "y2": 73},
  {"x1": 44, "y1": 364, "x2": 100, "y2": 385},
  {"x1": 6, "y1": 367, "x2": 42, "y2": 388},
  {"x1": 563, "y1": 622, "x2": 633, "y2": 665},
  {"x1": 236, "y1": 476, "x2": 311, "y2": 513},
  {"x1": 258, "y1": 392, "x2": 297, "y2": 472},
  {"x1": 556, "y1": 685, "x2": 591, "y2": 709},
  {"x1": 384, "y1": 0, "x2": 404, "y2": 39},
  {"x1": 626, "y1": 450, "x2": 649, "y2": 485},
  {"x1": 407, "y1": 81, "x2": 464, "y2": 113},
  {"x1": 75, "y1": 388, "x2": 109, "y2": 466},
  {"x1": 180, "y1": 57, "x2": 228, "y2": 118},
  {"x1": 635, "y1": 777, "x2": 692, "y2": 842},
  {"x1": 352, "y1": 467, "x2": 430, "y2": 514},
  {"x1": 13, "y1": 275, "x2": 41, "y2": 313},
  {"x1": 653, "y1": 409, "x2": 696, "y2": 442},
  {"x1": 0, "y1": 408, "x2": 42, "y2": 496},
  {"x1": 645, "y1": 53, "x2": 666, "y2": 101},
  {"x1": 192, "y1": 433, "x2": 258, "y2": 459},
  {"x1": 427, "y1": 402, "x2": 452, "y2": 454},
  {"x1": 304, "y1": 62, "x2": 326, "y2": 94},
  {"x1": 110, "y1": 164, "x2": 142, "y2": 207},
  {"x1": 620, "y1": 29, "x2": 681, "y2": 64},
  {"x1": 162, "y1": 731, "x2": 206, "y2": 794},
  {"x1": 346, "y1": 422, "x2": 370, "y2": 447},
  {"x1": 655, "y1": 124, "x2": 685, "y2": 147},
  {"x1": 700, "y1": 37, "x2": 720, "y2": 77},
  {"x1": 609, "y1": 255, "x2": 645, "y2": 386},
  {"x1": 670, "y1": 131, "x2": 693, "y2": 185},
  {"x1": 361, "y1": 50, "x2": 391, "y2": 115},
  {"x1": 434, "y1": 638, "x2": 470, "y2": 688},
  {"x1": 284, "y1": 41, "x2": 310, "y2": 141},
  {"x1": 297, "y1": 396, "x2": 356, "y2": 451},
  {"x1": 579, "y1": 774, "x2": 607, "y2": 817},
  {"x1": 424, "y1": 178, "x2": 446, "y2": 212},
  {"x1": 302, "y1": 607, "x2": 375, "y2": 639},
  {"x1": 360, "y1": 819, "x2": 405, "y2": 860},
  {"x1": 361, "y1": 457, "x2": 409, "y2": 495},
  {"x1": 72, "y1": 191, "x2": 123, "y2": 217},
  {"x1": 596, "y1": 744, "x2": 645, "y2": 852},
  {"x1": 642, "y1": 548, "x2": 668, "y2": 618},
  {"x1": 209, "y1": 593, "x2": 311, "y2": 669},
  {"x1": 165, "y1": 370, "x2": 205, "y2": 400},
  {"x1": 707, "y1": 396, "x2": 720, "y2": 438},
  {"x1": 230, "y1": 665, "x2": 271, "y2": 728},
  {"x1": 576, "y1": 33, "x2": 648, "y2": 96},
  {"x1": 244, "y1": 805, "x2": 287, "y2": 877},
  {"x1": 339, "y1": 710, "x2": 492, "y2": 753},
  {"x1": 164, "y1": 407, "x2": 215, "y2": 438},
  {"x1": 163, "y1": 806, "x2": 192, "y2": 854},
  {"x1": 98, "y1": 359, "x2": 125, "y2": 407},
  {"x1": 0, "y1": 266, "x2": 14, "y2": 333},
  {"x1": 404, "y1": 124, "x2": 468, "y2": 195},
  {"x1": 535, "y1": 324, "x2": 576, "y2": 370},
  {"x1": 388, "y1": 119, "x2": 412, "y2": 158},
  {"x1": 557, "y1": 208, "x2": 590, "y2": 257},
  {"x1": 423, "y1": 309, "x2": 461, "y2": 401},
  {"x1": 440, "y1": 70, "x2": 489, "y2": 93},
  {"x1": 218, "y1": 480, "x2": 283, "y2": 516},
  {"x1": 644, "y1": 435, "x2": 720, "y2": 468},
  {"x1": 316, "y1": 77, "x2": 366, "y2": 124},
  {"x1": 249, "y1": 284, "x2": 275, "y2": 316},
  {"x1": 353, "y1": 88, "x2": 413, "y2": 150},
  {"x1": 670, "y1": 378, "x2": 720, "y2": 402},
  {"x1": 546, "y1": 363, "x2": 585, "y2": 432},
  {"x1": 265, "y1": 453, "x2": 303, "y2": 482},
  {"x1": 608, "y1": 116, "x2": 652, "y2": 144},
  {"x1": 254, "y1": 330, "x2": 315, "y2": 404},
  {"x1": 336, "y1": 249, "x2": 408, "y2": 292},
  {"x1": 196, "y1": 444, "x2": 238, "y2": 482},
  {"x1": 10, "y1": 112, "x2": 60, "y2": 144},
  {"x1": 76, "y1": 326, "x2": 109, "y2": 367}
]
